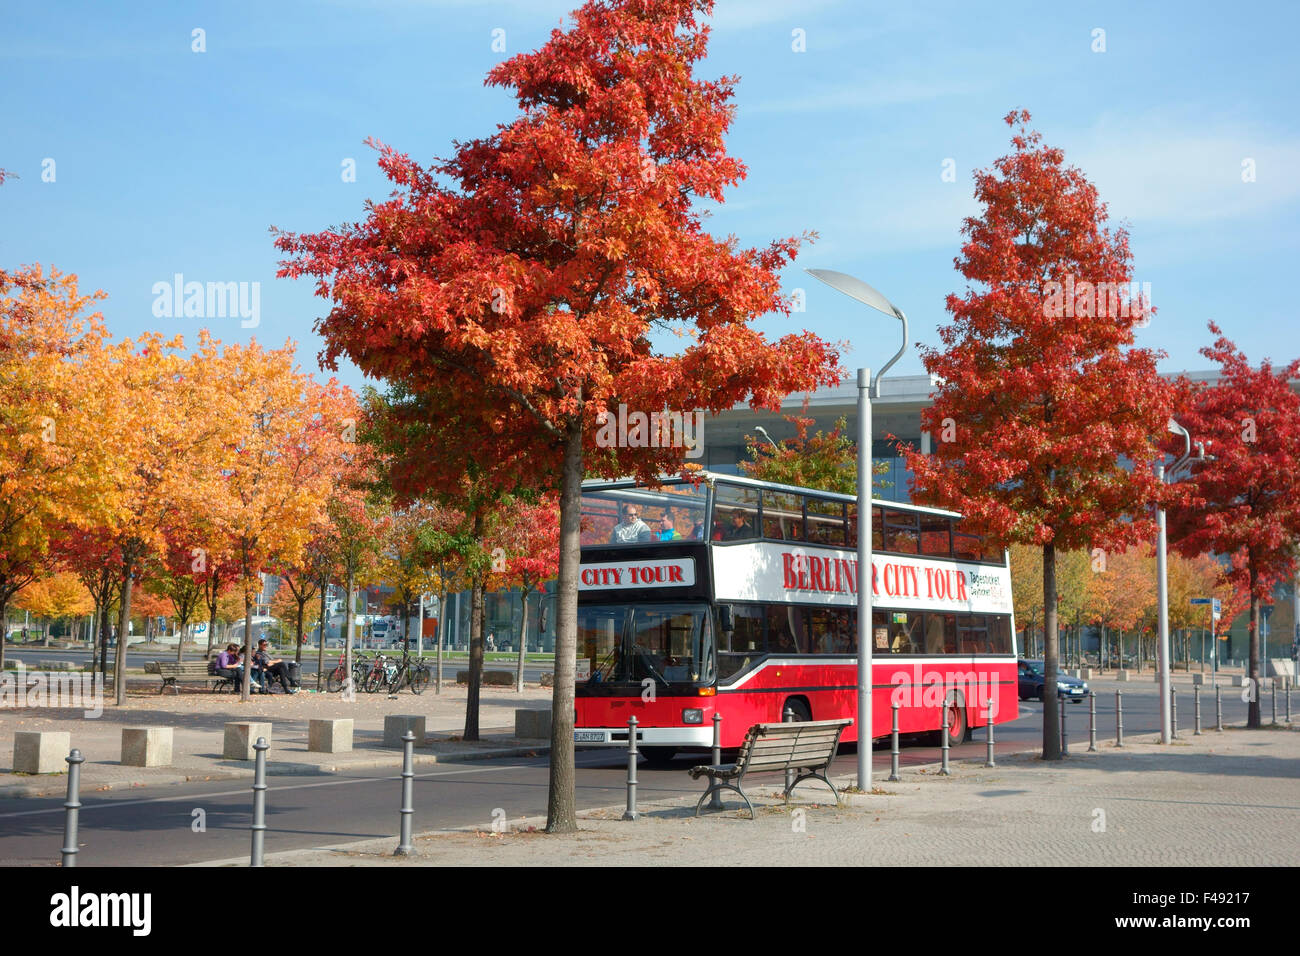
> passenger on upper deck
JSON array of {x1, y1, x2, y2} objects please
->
[
  {"x1": 720, "y1": 509, "x2": 756, "y2": 541},
  {"x1": 609, "y1": 504, "x2": 652, "y2": 544},
  {"x1": 678, "y1": 515, "x2": 703, "y2": 540},
  {"x1": 656, "y1": 514, "x2": 681, "y2": 541}
]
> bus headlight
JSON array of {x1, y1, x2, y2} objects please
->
[{"x1": 682, "y1": 708, "x2": 704, "y2": 724}]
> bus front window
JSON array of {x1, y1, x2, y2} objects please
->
[{"x1": 578, "y1": 603, "x2": 713, "y2": 689}]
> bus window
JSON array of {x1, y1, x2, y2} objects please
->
[
  {"x1": 767, "y1": 604, "x2": 807, "y2": 653},
  {"x1": 882, "y1": 509, "x2": 919, "y2": 554},
  {"x1": 920, "y1": 514, "x2": 952, "y2": 557},
  {"x1": 957, "y1": 614, "x2": 988, "y2": 653},
  {"x1": 761, "y1": 491, "x2": 803, "y2": 541},
  {"x1": 806, "y1": 498, "x2": 847, "y2": 546},
  {"x1": 808, "y1": 607, "x2": 853, "y2": 653},
  {"x1": 714, "y1": 484, "x2": 759, "y2": 542},
  {"x1": 988, "y1": 615, "x2": 1012, "y2": 654},
  {"x1": 953, "y1": 530, "x2": 988, "y2": 562},
  {"x1": 922, "y1": 613, "x2": 957, "y2": 654},
  {"x1": 846, "y1": 504, "x2": 883, "y2": 550},
  {"x1": 717, "y1": 604, "x2": 763, "y2": 679}
]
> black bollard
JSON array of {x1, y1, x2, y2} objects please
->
[
  {"x1": 623, "y1": 716, "x2": 638, "y2": 821},
  {"x1": 250, "y1": 737, "x2": 269, "y2": 867},
  {"x1": 395, "y1": 730, "x2": 415, "y2": 855}
]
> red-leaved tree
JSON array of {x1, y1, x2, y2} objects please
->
[
  {"x1": 901, "y1": 111, "x2": 1175, "y2": 759},
  {"x1": 1168, "y1": 324, "x2": 1300, "y2": 727},
  {"x1": 276, "y1": 0, "x2": 840, "y2": 829}
]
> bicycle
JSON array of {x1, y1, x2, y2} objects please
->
[
  {"x1": 369, "y1": 652, "x2": 431, "y2": 695},
  {"x1": 324, "y1": 652, "x2": 372, "y2": 693}
]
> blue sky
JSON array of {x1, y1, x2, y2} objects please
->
[{"x1": 3, "y1": 0, "x2": 1297, "y2": 391}]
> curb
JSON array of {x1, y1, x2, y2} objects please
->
[{"x1": 0, "y1": 743, "x2": 553, "y2": 799}]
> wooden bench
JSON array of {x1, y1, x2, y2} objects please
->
[
  {"x1": 688, "y1": 717, "x2": 853, "y2": 819},
  {"x1": 145, "y1": 660, "x2": 232, "y2": 694}
]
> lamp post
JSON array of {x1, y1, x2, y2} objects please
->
[
  {"x1": 753, "y1": 425, "x2": 780, "y2": 451},
  {"x1": 805, "y1": 268, "x2": 908, "y2": 789},
  {"x1": 1156, "y1": 420, "x2": 1205, "y2": 744}
]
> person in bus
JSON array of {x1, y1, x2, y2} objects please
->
[
  {"x1": 609, "y1": 504, "x2": 651, "y2": 544},
  {"x1": 656, "y1": 514, "x2": 681, "y2": 541},
  {"x1": 721, "y1": 509, "x2": 755, "y2": 541},
  {"x1": 679, "y1": 515, "x2": 703, "y2": 540}
]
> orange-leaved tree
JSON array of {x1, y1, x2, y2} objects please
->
[
  {"x1": 276, "y1": 0, "x2": 840, "y2": 830},
  {"x1": 901, "y1": 112, "x2": 1174, "y2": 759}
]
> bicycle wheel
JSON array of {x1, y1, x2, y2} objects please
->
[
  {"x1": 325, "y1": 665, "x2": 343, "y2": 694},
  {"x1": 364, "y1": 668, "x2": 382, "y2": 694},
  {"x1": 410, "y1": 666, "x2": 430, "y2": 695}
]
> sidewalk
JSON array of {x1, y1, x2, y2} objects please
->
[
  {"x1": 211, "y1": 724, "x2": 1300, "y2": 867},
  {"x1": 0, "y1": 683, "x2": 553, "y2": 798}
]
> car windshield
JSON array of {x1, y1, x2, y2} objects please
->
[
  {"x1": 578, "y1": 602, "x2": 713, "y2": 687},
  {"x1": 581, "y1": 481, "x2": 708, "y2": 547},
  {"x1": 1023, "y1": 660, "x2": 1045, "y2": 676}
]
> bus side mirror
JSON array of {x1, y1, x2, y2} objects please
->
[{"x1": 719, "y1": 605, "x2": 733, "y2": 633}]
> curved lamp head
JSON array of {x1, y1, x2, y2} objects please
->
[{"x1": 804, "y1": 268, "x2": 909, "y2": 397}]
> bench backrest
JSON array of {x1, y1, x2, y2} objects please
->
[
  {"x1": 737, "y1": 718, "x2": 853, "y2": 776},
  {"x1": 156, "y1": 662, "x2": 213, "y2": 677}
]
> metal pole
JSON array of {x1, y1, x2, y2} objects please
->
[
  {"x1": 783, "y1": 705, "x2": 795, "y2": 792},
  {"x1": 855, "y1": 366, "x2": 874, "y2": 790},
  {"x1": 1171, "y1": 687, "x2": 1178, "y2": 739},
  {"x1": 1059, "y1": 692, "x2": 1069, "y2": 755},
  {"x1": 889, "y1": 701, "x2": 901, "y2": 781},
  {"x1": 708, "y1": 712, "x2": 722, "y2": 810},
  {"x1": 1194, "y1": 685, "x2": 1202, "y2": 735},
  {"x1": 395, "y1": 730, "x2": 415, "y2": 855},
  {"x1": 1287, "y1": 681, "x2": 1292, "y2": 724},
  {"x1": 939, "y1": 684, "x2": 950, "y2": 776},
  {"x1": 985, "y1": 702, "x2": 996, "y2": 768},
  {"x1": 1271, "y1": 678, "x2": 1277, "y2": 725},
  {"x1": 1215, "y1": 685, "x2": 1223, "y2": 732},
  {"x1": 1156, "y1": 464, "x2": 1172, "y2": 744},
  {"x1": 1116, "y1": 690, "x2": 1124, "y2": 747},
  {"x1": 61, "y1": 749, "x2": 84, "y2": 867},
  {"x1": 623, "y1": 716, "x2": 639, "y2": 821},
  {"x1": 250, "y1": 737, "x2": 268, "y2": 867},
  {"x1": 1087, "y1": 691, "x2": 1097, "y2": 752}
]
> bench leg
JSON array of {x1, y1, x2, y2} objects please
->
[
  {"x1": 694, "y1": 782, "x2": 755, "y2": 820},
  {"x1": 783, "y1": 771, "x2": 841, "y2": 807}
]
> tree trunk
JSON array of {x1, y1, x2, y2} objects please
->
[
  {"x1": 1248, "y1": 568, "x2": 1261, "y2": 728},
  {"x1": 316, "y1": 575, "x2": 327, "y2": 692},
  {"x1": 294, "y1": 599, "x2": 305, "y2": 667},
  {"x1": 1041, "y1": 543, "x2": 1062, "y2": 760},
  {"x1": 465, "y1": 511, "x2": 487, "y2": 741},
  {"x1": 0, "y1": 599, "x2": 8, "y2": 676},
  {"x1": 241, "y1": 589, "x2": 254, "y2": 701},
  {"x1": 547, "y1": 423, "x2": 583, "y2": 832},
  {"x1": 114, "y1": 563, "x2": 134, "y2": 706},
  {"x1": 465, "y1": 578, "x2": 485, "y2": 741},
  {"x1": 516, "y1": 587, "x2": 531, "y2": 693},
  {"x1": 99, "y1": 601, "x2": 111, "y2": 682},
  {"x1": 344, "y1": 570, "x2": 355, "y2": 699},
  {"x1": 436, "y1": 590, "x2": 445, "y2": 694}
]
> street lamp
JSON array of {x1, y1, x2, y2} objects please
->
[
  {"x1": 1156, "y1": 418, "x2": 1205, "y2": 744},
  {"x1": 805, "y1": 268, "x2": 909, "y2": 788},
  {"x1": 753, "y1": 425, "x2": 779, "y2": 451}
]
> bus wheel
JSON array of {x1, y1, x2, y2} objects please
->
[
  {"x1": 640, "y1": 746, "x2": 678, "y2": 766},
  {"x1": 783, "y1": 698, "x2": 812, "y2": 723},
  {"x1": 945, "y1": 700, "x2": 968, "y2": 744}
]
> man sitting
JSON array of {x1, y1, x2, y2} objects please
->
[{"x1": 253, "y1": 638, "x2": 298, "y2": 694}]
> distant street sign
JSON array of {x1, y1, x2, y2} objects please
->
[{"x1": 1190, "y1": 598, "x2": 1212, "y2": 605}]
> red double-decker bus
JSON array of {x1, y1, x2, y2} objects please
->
[{"x1": 574, "y1": 473, "x2": 1018, "y2": 760}]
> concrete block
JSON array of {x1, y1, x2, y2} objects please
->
[
  {"x1": 515, "y1": 708, "x2": 552, "y2": 739},
  {"x1": 1191, "y1": 672, "x2": 1215, "y2": 686},
  {"x1": 1115, "y1": 669, "x2": 1130, "y2": 681},
  {"x1": 383, "y1": 714, "x2": 425, "y2": 748},
  {"x1": 13, "y1": 731, "x2": 71, "y2": 774},
  {"x1": 308, "y1": 718, "x2": 353, "y2": 753},
  {"x1": 121, "y1": 727, "x2": 173, "y2": 767},
  {"x1": 1078, "y1": 667, "x2": 1094, "y2": 680},
  {"x1": 223, "y1": 721, "x2": 272, "y2": 760},
  {"x1": 1235, "y1": 675, "x2": 1252, "y2": 687}
]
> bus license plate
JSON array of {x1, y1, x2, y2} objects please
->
[{"x1": 574, "y1": 731, "x2": 606, "y2": 742}]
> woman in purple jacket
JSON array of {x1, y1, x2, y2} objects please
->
[{"x1": 214, "y1": 644, "x2": 244, "y2": 691}]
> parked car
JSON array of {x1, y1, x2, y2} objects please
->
[{"x1": 1017, "y1": 659, "x2": 1089, "y2": 702}]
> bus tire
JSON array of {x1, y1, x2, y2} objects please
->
[
  {"x1": 640, "y1": 746, "x2": 678, "y2": 765},
  {"x1": 927, "y1": 693, "x2": 967, "y2": 746},
  {"x1": 783, "y1": 698, "x2": 812, "y2": 723}
]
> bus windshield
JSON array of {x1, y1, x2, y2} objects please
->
[
  {"x1": 579, "y1": 602, "x2": 714, "y2": 688},
  {"x1": 581, "y1": 481, "x2": 708, "y2": 547}
]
